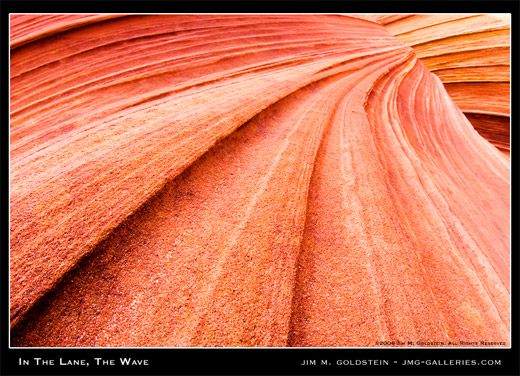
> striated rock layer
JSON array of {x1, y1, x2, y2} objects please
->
[
  {"x1": 9, "y1": 14, "x2": 510, "y2": 347},
  {"x1": 370, "y1": 14, "x2": 511, "y2": 155}
]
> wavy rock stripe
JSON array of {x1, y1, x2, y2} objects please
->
[
  {"x1": 289, "y1": 56, "x2": 509, "y2": 347},
  {"x1": 369, "y1": 14, "x2": 511, "y2": 155},
  {"x1": 9, "y1": 14, "x2": 510, "y2": 347},
  {"x1": 9, "y1": 14, "x2": 129, "y2": 49}
]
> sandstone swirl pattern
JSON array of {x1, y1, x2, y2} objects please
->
[
  {"x1": 10, "y1": 14, "x2": 510, "y2": 347},
  {"x1": 370, "y1": 14, "x2": 511, "y2": 155}
]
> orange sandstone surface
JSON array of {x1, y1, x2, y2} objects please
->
[{"x1": 9, "y1": 14, "x2": 510, "y2": 347}]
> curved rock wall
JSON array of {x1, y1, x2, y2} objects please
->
[
  {"x1": 370, "y1": 14, "x2": 511, "y2": 155},
  {"x1": 10, "y1": 14, "x2": 510, "y2": 347}
]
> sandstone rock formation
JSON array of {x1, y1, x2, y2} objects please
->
[
  {"x1": 370, "y1": 14, "x2": 511, "y2": 155},
  {"x1": 10, "y1": 14, "x2": 510, "y2": 347}
]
